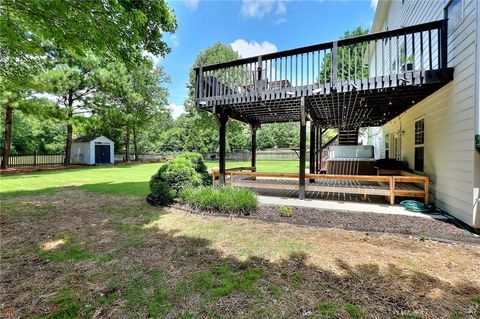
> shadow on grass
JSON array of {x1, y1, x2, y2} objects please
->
[{"x1": 2, "y1": 201, "x2": 479, "y2": 318}]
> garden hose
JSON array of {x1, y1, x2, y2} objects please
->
[{"x1": 400, "y1": 200, "x2": 432, "y2": 212}]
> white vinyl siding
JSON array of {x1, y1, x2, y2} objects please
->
[{"x1": 372, "y1": 0, "x2": 478, "y2": 227}]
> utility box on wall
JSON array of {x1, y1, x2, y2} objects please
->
[{"x1": 71, "y1": 135, "x2": 115, "y2": 165}]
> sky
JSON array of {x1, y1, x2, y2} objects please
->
[{"x1": 160, "y1": 0, "x2": 378, "y2": 118}]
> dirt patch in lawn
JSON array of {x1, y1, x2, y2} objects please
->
[{"x1": 1, "y1": 190, "x2": 479, "y2": 318}]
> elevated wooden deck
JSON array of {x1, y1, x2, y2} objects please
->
[
  {"x1": 199, "y1": 20, "x2": 448, "y2": 200},
  {"x1": 195, "y1": 20, "x2": 453, "y2": 127}
]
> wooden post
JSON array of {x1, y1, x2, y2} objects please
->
[
  {"x1": 309, "y1": 122, "x2": 316, "y2": 182},
  {"x1": 33, "y1": 150, "x2": 37, "y2": 166},
  {"x1": 439, "y1": 19, "x2": 448, "y2": 71},
  {"x1": 424, "y1": 177, "x2": 429, "y2": 204},
  {"x1": 198, "y1": 67, "x2": 204, "y2": 100},
  {"x1": 217, "y1": 112, "x2": 229, "y2": 185},
  {"x1": 317, "y1": 125, "x2": 323, "y2": 174},
  {"x1": 299, "y1": 97, "x2": 307, "y2": 199},
  {"x1": 389, "y1": 176, "x2": 395, "y2": 205},
  {"x1": 249, "y1": 123, "x2": 259, "y2": 180}
]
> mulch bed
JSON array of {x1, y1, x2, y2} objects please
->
[{"x1": 178, "y1": 204, "x2": 480, "y2": 245}]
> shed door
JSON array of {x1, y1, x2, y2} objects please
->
[{"x1": 95, "y1": 145, "x2": 111, "y2": 164}]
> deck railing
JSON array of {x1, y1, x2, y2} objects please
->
[{"x1": 195, "y1": 19, "x2": 448, "y2": 103}]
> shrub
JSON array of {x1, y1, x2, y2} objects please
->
[
  {"x1": 147, "y1": 153, "x2": 212, "y2": 206},
  {"x1": 180, "y1": 186, "x2": 257, "y2": 215},
  {"x1": 278, "y1": 206, "x2": 294, "y2": 217},
  {"x1": 177, "y1": 152, "x2": 207, "y2": 173},
  {"x1": 177, "y1": 152, "x2": 211, "y2": 186},
  {"x1": 154, "y1": 158, "x2": 202, "y2": 194},
  {"x1": 147, "y1": 179, "x2": 174, "y2": 206}
]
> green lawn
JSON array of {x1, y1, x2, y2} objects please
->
[
  {"x1": 2, "y1": 190, "x2": 478, "y2": 318},
  {"x1": 2, "y1": 161, "x2": 479, "y2": 318},
  {"x1": 0, "y1": 161, "x2": 303, "y2": 197}
]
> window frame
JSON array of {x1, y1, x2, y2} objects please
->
[
  {"x1": 384, "y1": 133, "x2": 390, "y2": 158},
  {"x1": 414, "y1": 117, "x2": 425, "y2": 173}
]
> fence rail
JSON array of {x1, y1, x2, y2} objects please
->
[
  {"x1": 0, "y1": 154, "x2": 65, "y2": 167},
  {"x1": 2, "y1": 150, "x2": 333, "y2": 168}
]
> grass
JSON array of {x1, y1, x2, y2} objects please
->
[
  {"x1": 0, "y1": 160, "x2": 302, "y2": 197},
  {"x1": 180, "y1": 186, "x2": 258, "y2": 215},
  {"x1": 36, "y1": 236, "x2": 94, "y2": 262},
  {"x1": 1, "y1": 190, "x2": 479, "y2": 318},
  {"x1": 1, "y1": 164, "x2": 479, "y2": 318}
]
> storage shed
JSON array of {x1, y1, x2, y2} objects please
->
[{"x1": 71, "y1": 135, "x2": 114, "y2": 165}]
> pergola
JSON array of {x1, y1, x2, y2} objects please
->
[{"x1": 194, "y1": 20, "x2": 453, "y2": 199}]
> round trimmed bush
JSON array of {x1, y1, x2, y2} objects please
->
[
  {"x1": 147, "y1": 179, "x2": 174, "y2": 206},
  {"x1": 176, "y1": 152, "x2": 211, "y2": 186},
  {"x1": 158, "y1": 158, "x2": 203, "y2": 193},
  {"x1": 177, "y1": 152, "x2": 208, "y2": 173}
]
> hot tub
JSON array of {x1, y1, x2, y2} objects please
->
[{"x1": 326, "y1": 145, "x2": 376, "y2": 175}]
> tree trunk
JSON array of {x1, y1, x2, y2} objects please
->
[
  {"x1": 133, "y1": 126, "x2": 138, "y2": 161},
  {"x1": 1, "y1": 105, "x2": 13, "y2": 169},
  {"x1": 63, "y1": 90, "x2": 73, "y2": 166},
  {"x1": 125, "y1": 126, "x2": 130, "y2": 162}
]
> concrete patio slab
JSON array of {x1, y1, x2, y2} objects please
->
[{"x1": 258, "y1": 195, "x2": 449, "y2": 220}]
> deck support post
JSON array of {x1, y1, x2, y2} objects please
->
[
  {"x1": 299, "y1": 97, "x2": 307, "y2": 199},
  {"x1": 216, "y1": 111, "x2": 229, "y2": 185},
  {"x1": 249, "y1": 123, "x2": 260, "y2": 178},
  {"x1": 317, "y1": 126, "x2": 322, "y2": 173},
  {"x1": 309, "y1": 122, "x2": 316, "y2": 182}
]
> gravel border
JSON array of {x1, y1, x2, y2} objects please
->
[{"x1": 176, "y1": 204, "x2": 480, "y2": 245}]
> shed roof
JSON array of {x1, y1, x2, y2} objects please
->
[{"x1": 73, "y1": 135, "x2": 102, "y2": 143}]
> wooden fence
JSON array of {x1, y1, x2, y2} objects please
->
[
  {"x1": 0, "y1": 153, "x2": 65, "y2": 167},
  {"x1": 2, "y1": 150, "x2": 331, "y2": 168}
]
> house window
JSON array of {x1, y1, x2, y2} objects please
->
[
  {"x1": 392, "y1": 132, "x2": 401, "y2": 161},
  {"x1": 414, "y1": 118, "x2": 425, "y2": 172},
  {"x1": 384, "y1": 133, "x2": 390, "y2": 158},
  {"x1": 445, "y1": 0, "x2": 464, "y2": 33}
]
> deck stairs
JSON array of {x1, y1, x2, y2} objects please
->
[{"x1": 338, "y1": 128, "x2": 359, "y2": 145}]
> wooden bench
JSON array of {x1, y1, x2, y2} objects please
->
[
  {"x1": 211, "y1": 167, "x2": 429, "y2": 205},
  {"x1": 211, "y1": 167, "x2": 256, "y2": 185},
  {"x1": 377, "y1": 169, "x2": 429, "y2": 204}
]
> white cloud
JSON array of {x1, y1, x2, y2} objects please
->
[
  {"x1": 274, "y1": 17, "x2": 287, "y2": 25},
  {"x1": 142, "y1": 50, "x2": 162, "y2": 67},
  {"x1": 184, "y1": 0, "x2": 199, "y2": 10},
  {"x1": 230, "y1": 39, "x2": 278, "y2": 58},
  {"x1": 276, "y1": 1, "x2": 286, "y2": 14},
  {"x1": 170, "y1": 34, "x2": 179, "y2": 47},
  {"x1": 168, "y1": 103, "x2": 185, "y2": 119},
  {"x1": 241, "y1": 0, "x2": 287, "y2": 19},
  {"x1": 370, "y1": 0, "x2": 378, "y2": 10}
]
